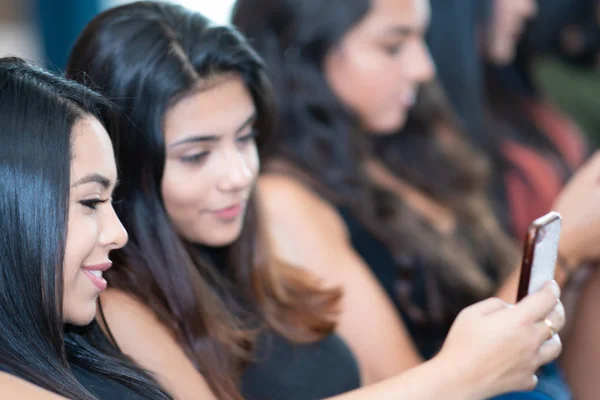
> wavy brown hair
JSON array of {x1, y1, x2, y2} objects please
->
[
  {"x1": 66, "y1": 2, "x2": 339, "y2": 398},
  {"x1": 233, "y1": 0, "x2": 518, "y2": 337}
]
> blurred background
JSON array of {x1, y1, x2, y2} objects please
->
[
  {"x1": 0, "y1": 0, "x2": 235, "y2": 68},
  {"x1": 1, "y1": 0, "x2": 599, "y2": 146}
]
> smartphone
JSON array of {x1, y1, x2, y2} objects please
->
[{"x1": 516, "y1": 212, "x2": 562, "y2": 302}]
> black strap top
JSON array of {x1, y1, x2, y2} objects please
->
[
  {"x1": 240, "y1": 330, "x2": 361, "y2": 400},
  {"x1": 0, "y1": 361, "x2": 148, "y2": 400},
  {"x1": 70, "y1": 362, "x2": 149, "y2": 400},
  {"x1": 206, "y1": 246, "x2": 362, "y2": 399},
  {"x1": 337, "y1": 207, "x2": 447, "y2": 359}
]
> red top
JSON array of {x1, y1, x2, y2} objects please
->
[{"x1": 501, "y1": 100, "x2": 588, "y2": 238}]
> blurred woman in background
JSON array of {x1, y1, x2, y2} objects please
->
[{"x1": 233, "y1": 0, "x2": 600, "y2": 398}]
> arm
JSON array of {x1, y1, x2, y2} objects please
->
[
  {"x1": 259, "y1": 175, "x2": 423, "y2": 385},
  {"x1": 325, "y1": 357, "x2": 478, "y2": 400},
  {"x1": 97, "y1": 290, "x2": 218, "y2": 400},
  {"x1": 330, "y1": 283, "x2": 564, "y2": 400},
  {"x1": 0, "y1": 373, "x2": 66, "y2": 399},
  {"x1": 495, "y1": 151, "x2": 600, "y2": 302}
]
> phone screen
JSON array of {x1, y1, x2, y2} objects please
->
[{"x1": 527, "y1": 216, "x2": 561, "y2": 295}]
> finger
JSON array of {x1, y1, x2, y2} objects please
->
[
  {"x1": 533, "y1": 300, "x2": 566, "y2": 344},
  {"x1": 511, "y1": 281, "x2": 560, "y2": 323},
  {"x1": 537, "y1": 336, "x2": 562, "y2": 367},
  {"x1": 465, "y1": 297, "x2": 509, "y2": 316},
  {"x1": 522, "y1": 374, "x2": 539, "y2": 392}
]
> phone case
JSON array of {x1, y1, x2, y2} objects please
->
[{"x1": 517, "y1": 212, "x2": 562, "y2": 302}]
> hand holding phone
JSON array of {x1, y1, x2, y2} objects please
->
[{"x1": 516, "y1": 212, "x2": 562, "y2": 302}]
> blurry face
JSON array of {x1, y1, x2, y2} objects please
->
[
  {"x1": 162, "y1": 74, "x2": 259, "y2": 247},
  {"x1": 486, "y1": 0, "x2": 538, "y2": 65},
  {"x1": 63, "y1": 116, "x2": 128, "y2": 325},
  {"x1": 324, "y1": 0, "x2": 435, "y2": 134}
]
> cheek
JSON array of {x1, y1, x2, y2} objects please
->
[
  {"x1": 161, "y1": 161, "x2": 212, "y2": 232},
  {"x1": 330, "y1": 52, "x2": 398, "y2": 118},
  {"x1": 62, "y1": 214, "x2": 99, "y2": 323},
  {"x1": 63, "y1": 213, "x2": 97, "y2": 278}
]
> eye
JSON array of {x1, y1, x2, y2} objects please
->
[
  {"x1": 237, "y1": 130, "x2": 258, "y2": 144},
  {"x1": 180, "y1": 152, "x2": 209, "y2": 164},
  {"x1": 383, "y1": 44, "x2": 405, "y2": 56},
  {"x1": 80, "y1": 198, "x2": 109, "y2": 210}
]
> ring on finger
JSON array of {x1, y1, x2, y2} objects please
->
[{"x1": 544, "y1": 318, "x2": 557, "y2": 339}]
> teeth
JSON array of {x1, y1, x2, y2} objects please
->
[{"x1": 89, "y1": 270, "x2": 103, "y2": 278}]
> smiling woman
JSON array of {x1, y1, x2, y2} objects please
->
[
  {"x1": 63, "y1": 117, "x2": 126, "y2": 325},
  {"x1": 0, "y1": 56, "x2": 171, "y2": 399},
  {"x1": 161, "y1": 75, "x2": 259, "y2": 246}
]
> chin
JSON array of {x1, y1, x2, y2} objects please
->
[
  {"x1": 488, "y1": 46, "x2": 516, "y2": 66},
  {"x1": 63, "y1": 303, "x2": 97, "y2": 326},
  {"x1": 367, "y1": 113, "x2": 407, "y2": 135},
  {"x1": 199, "y1": 225, "x2": 244, "y2": 248}
]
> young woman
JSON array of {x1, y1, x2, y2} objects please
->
[
  {"x1": 0, "y1": 57, "x2": 171, "y2": 399},
  {"x1": 66, "y1": 2, "x2": 564, "y2": 399},
  {"x1": 232, "y1": 0, "x2": 600, "y2": 398}
]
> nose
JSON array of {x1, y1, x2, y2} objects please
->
[
  {"x1": 217, "y1": 148, "x2": 255, "y2": 193},
  {"x1": 406, "y1": 41, "x2": 436, "y2": 85},
  {"x1": 99, "y1": 204, "x2": 129, "y2": 251}
]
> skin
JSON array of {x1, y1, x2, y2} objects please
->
[
  {"x1": 161, "y1": 74, "x2": 259, "y2": 247},
  {"x1": 63, "y1": 116, "x2": 127, "y2": 325},
  {"x1": 324, "y1": 0, "x2": 434, "y2": 133},
  {"x1": 485, "y1": 0, "x2": 538, "y2": 65}
]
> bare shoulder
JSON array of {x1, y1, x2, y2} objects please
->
[
  {"x1": 97, "y1": 289, "x2": 217, "y2": 400},
  {"x1": 258, "y1": 173, "x2": 348, "y2": 241},
  {"x1": 0, "y1": 373, "x2": 66, "y2": 399},
  {"x1": 99, "y1": 289, "x2": 157, "y2": 323}
]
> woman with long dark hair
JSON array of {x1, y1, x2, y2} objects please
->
[
  {"x1": 428, "y1": 1, "x2": 600, "y2": 397},
  {"x1": 0, "y1": 57, "x2": 171, "y2": 399},
  {"x1": 232, "y1": 0, "x2": 597, "y2": 398},
  {"x1": 66, "y1": 2, "x2": 564, "y2": 399}
]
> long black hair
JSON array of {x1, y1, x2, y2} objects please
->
[
  {"x1": 66, "y1": 2, "x2": 340, "y2": 398},
  {"x1": 0, "y1": 57, "x2": 171, "y2": 399},
  {"x1": 233, "y1": 0, "x2": 516, "y2": 339}
]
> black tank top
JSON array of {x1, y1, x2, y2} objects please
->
[
  {"x1": 209, "y1": 246, "x2": 361, "y2": 399},
  {"x1": 70, "y1": 362, "x2": 149, "y2": 400},
  {"x1": 240, "y1": 330, "x2": 360, "y2": 399},
  {"x1": 337, "y1": 207, "x2": 447, "y2": 358},
  {"x1": 0, "y1": 360, "x2": 148, "y2": 400}
]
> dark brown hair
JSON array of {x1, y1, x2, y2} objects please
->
[
  {"x1": 233, "y1": 0, "x2": 518, "y2": 331},
  {"x1": 66, "y1": 2, "x2": 339, "y2": 398}
]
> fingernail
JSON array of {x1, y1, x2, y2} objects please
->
[{"x1": 548, "y1": 280, "x2": 561, "y2": 298}]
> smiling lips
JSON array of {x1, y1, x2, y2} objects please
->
[
  {"x1": 213, "y1": 203, "x2": 244, "y2": 221},
  {"x1": 82, "y1": 261, "x2": 112, "y2": 291}
]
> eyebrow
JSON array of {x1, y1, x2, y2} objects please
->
[
  {"x1": 384, "y1": 25, "x2": 421, "y2": 37},
  {"x1": 71, "y1": 173, "x2": 112, "y2": 189},
  {"x1": 168, "y1": 112, "x2": 258, "y2": 148}
]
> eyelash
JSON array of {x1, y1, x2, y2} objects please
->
[
  {"x1": 383, "y1": 44, "x2": 404, "y2": 56},
  {"x1": 179, "y1": 131, "x2": 258, "y2": 164},
  {"x1": 80, "y1": 198, "x2": 110, "y2": 210}
]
